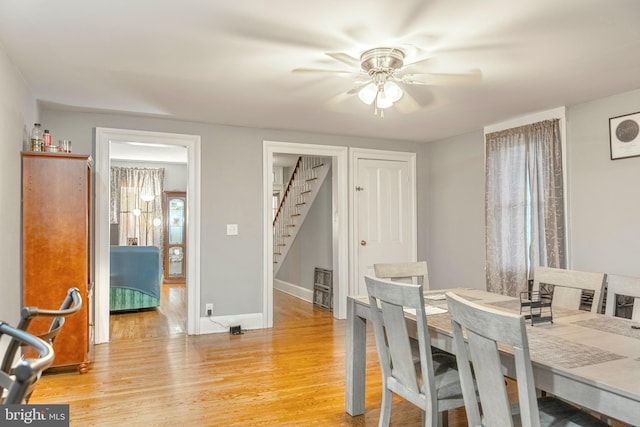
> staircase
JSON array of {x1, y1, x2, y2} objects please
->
[{"x1": 273, "y1": 156, "x2": 330, "y2": 275}]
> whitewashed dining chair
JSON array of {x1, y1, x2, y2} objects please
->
[
  {"x1": 532, "y1": 266, "x2": 606, "y2": 313},
  {"x1": 365, "y1": 275, "x2": 465, "y2": 427},
  {"x1": 374, "y1": 261, "x2": 429, "y2": 289},
  {"x1": 446, "y1": 292, "x2": 608, "y2": 427},
  {"x1": 605, "y1": 274, "x2": 640, "y2": 321}
]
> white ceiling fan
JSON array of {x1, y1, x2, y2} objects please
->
[{"x1": 293, "y1": 47, "x2": 481, "y2": 117}]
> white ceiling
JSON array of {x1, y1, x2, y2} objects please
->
[{"x1": 1, "y1": 1, "x2": 639, "y2": 143}]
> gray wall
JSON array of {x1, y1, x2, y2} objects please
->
[
  {"x1": 39, "y1": 108, "x2": 421, "y2": 317},
  {"x1": 567, "y1": 88, "x2": 640, "y2": 276},
  {"x1": 425, "y1": 130, "x2": 486, "y2": 290},
  {"x1": 0, "y1": 45, "x2": 37, "y2": 325},
  {"x1": 5, "y1": 36, "x2": 640, "y2": 323},
  {"x1": 276, "y1": 171, "x2": 333, "y2": 290},
  {"x1": 424, "y1": 88, "x2": 640, "y2": 291}
]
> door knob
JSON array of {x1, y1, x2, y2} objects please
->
[{"x1": 360, "y1": 240, "x2": 367, "y2": 246}]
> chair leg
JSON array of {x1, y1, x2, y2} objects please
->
[
  {"x1": 379, "y1": 388, "x2": 392, "y2": 427},
  {"x1": 422, "y1": 408, "x2": 441, "y2": 427}
]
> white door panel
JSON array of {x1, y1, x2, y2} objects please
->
[{"x1": 356, "y1": 158, "x2": 413, "y2": 295}]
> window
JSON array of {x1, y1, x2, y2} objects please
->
[{"x1": 485, "y1": 119, "x2": 566, "y2": 296}]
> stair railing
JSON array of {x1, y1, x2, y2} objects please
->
[{"x1": 272, "y1": 156, "x2": 325, "y2": 266}]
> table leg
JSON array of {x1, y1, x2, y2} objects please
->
[{"x1": 345, "y1": 297, "x2": 367, "y2": 416}]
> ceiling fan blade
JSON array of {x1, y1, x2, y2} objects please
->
[
  {"x1": 395, "y1": 85, "x2": 434, "y2": 113},
  {"x1": 325, "y1": 52, "x2": 361, "y2": 68},
  {"x1": 398, "y1": 76, "x2": 430, "y2": 85},
  {"x1": 345, "y1": 81, "x2": 371, "y2": 95},
  {"x1": 401, "y1": 69, "x2": 482, "y2": 85},
  {"x1": 394, "y1": 90, "x2": 422, "y2": 114},
  {"x1": 325, "y1": 90, "x2": 363, "y2": 113},
  {"x1": 292, "y1": 67, "x2": 360, "y2": 75},
  {"x1": 401, "y1": 56, "x2": 436, "y2": 71}
]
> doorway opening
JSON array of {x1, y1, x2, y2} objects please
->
[
  {"x1": 263, "y1": 141, "x2": 349, "y2": 326},
  {"x1": 95, "y1": 128, "x2": 201, "y2": 344}
]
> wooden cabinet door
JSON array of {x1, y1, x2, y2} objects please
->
[{"x1": 22, "y1": 152, "x2": 91, "y2": 372}]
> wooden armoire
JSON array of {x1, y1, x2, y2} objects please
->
[{"x1": 21, "y1": 152, "x2": 93, "y2": 373}]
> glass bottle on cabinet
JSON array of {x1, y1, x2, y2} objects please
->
[{"x1": 164, "y1": 191, "x2": 186, "y2": 283}]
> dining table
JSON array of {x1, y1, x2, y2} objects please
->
[{"x1": 345, "y1": 287, "x2": 640, "y2": 425}]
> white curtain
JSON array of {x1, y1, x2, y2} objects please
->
[
  {"x1": 485, "y1": 119, "x2": 566, "y2": 296},
  {"x1": 110, "y1": 167, "x2": 165, "y2": 251}
]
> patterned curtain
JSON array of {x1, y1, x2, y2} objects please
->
[
  {"x1": 110, "y1": 167, "x2": 165, "y2": 252},
  {"x1": 485, "y1": 119, "x2": 565, "y2": 296},
  {"x1": 527, "y1": 120, "x2": 566, "y2": 271}
]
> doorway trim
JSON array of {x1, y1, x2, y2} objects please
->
[
  {"x1": 95, "y1": 127, "x2": 201, "y2": 343},
  {"x1": 349, "y1": 148, "x2": 417, "y2": 296},
  {"x1": 263, "y1": 141, "x2": 349, "y2": 324}
]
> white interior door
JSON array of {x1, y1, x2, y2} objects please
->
[{"x1": 356, "y1": 157, "x2": 415, "y2": 295}]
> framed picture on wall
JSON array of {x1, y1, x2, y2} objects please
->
[{"x1": 610, "y1": 111, "x2": 640, "y2": 160}]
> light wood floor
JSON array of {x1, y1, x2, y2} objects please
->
[
  {"x1": 109, "y1": 283, "x2": 187, "y2": 340},
  {"x1": 31, "y1": 289, "x2": 625, "y2": 426},
  {"x1": 31, "y1": 289, "x2": 453, "y2": 426}
]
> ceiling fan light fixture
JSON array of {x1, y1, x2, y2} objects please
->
[
  {"x1": 384, "y1": 81, "x2": 403, "y2": 103},
  {"x1": 355, "y1": 48, "x2": 408, "y2": 115},
  {"x1": 376, "y1": 90, "x2": 393, "y2": 109},
  {"x1": 358, "y1": 83, "x2": 377, "y2": 105}
]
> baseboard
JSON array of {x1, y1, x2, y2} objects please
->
[
  {"x1": 199, "y1": 281, "x2": 314, "y2": 334},
  {"x1": 273, "y1": 279, "x2": 313, "y2": 303},
  {"x1": 199, "y1": 312, "x2": 263, "y2": 334}
]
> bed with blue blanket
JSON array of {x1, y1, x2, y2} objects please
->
[{"x1": 110, "y1": 245, "x2": 163, "y2": 311}]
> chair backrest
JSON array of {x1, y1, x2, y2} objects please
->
[
  {"x1": 446, "y1": 292, "x2": 541, "y2": 427},
  {"x1": 605, "y1": 274, "x2": 640, "y2": 321},
  {"x1": 1, "y1": 287, "x2": 82, "y2": 374},
  {"x1": 364, "y1": 275, "x2": 437, "y2": 412},
  {"x1": 532, "y1": 266, "x2": 606, "y2": 313},
  {"x1": 373, "y1": 261, "x2": 429, "y2": 288},
  {"x1": 0, "y1": 322, "x2": 54, "y2": 404}
]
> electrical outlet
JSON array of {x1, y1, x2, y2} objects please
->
[{"x1": 206, "y1": 303, "x2": 213, "y2": 316}]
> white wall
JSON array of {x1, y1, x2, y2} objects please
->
[{"x1": 0, "y1": 44, "x2": 37, "y2": 324}]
